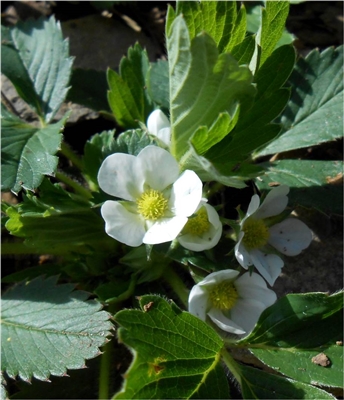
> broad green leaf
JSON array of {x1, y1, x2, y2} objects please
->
[
  {"x1": 239, "y1": 364, "x2": 336, "y2": 399},
  {"x1": 114, "y1": 295, "x2": 229, "y2": 399},
  {"x1": 251, "y1": 330, "x2": 343, "y2": 387},
  {"x1": 257, "y1": 46, "x2": 343, "y2": 156},
  {"x1": 257, "y1": 1, "x2": 290, "y2": 67},
  {"x1": 67, "y1": 68, "x2": 110, "y2": 112},
  {"x1": 107, "y1": 43, "x2": 154, "y2": 129},
  {"x1": 167, "y1": 15, "x2": 255, "y2": 161},
  {"x1": 1, "y1": 276, "x2": 112, "y2": 381},
  {"x1": 255, "y1": 160, "x2": 343, "y2": 214},
  {"x1": 239, "y1": 292, "x2": 343, "y2": 346},
  {"x1": 203, "y1": 45, "x2": 295, "y2": 165},
  {"x1": 1, "y1": 112, "x2": 68, "y2": 194},
  {"x1": 146, "y1": 59, "x2": 169, "y2": 111},
  {"x1": 2, "y1": 16, "x2": 73, "y2": 122},
  {"x1": 83, "y1": 129, "x2": 153, "y2": 187},
  {"x1": 4, "y1": 182, "x2": 115, "y2": 254}
]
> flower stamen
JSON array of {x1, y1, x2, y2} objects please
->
[
  {"x1": 183, "y1": 207, "x2": 210, "y2": 236},
  {"x1": 137, "y1": 189, "x2": 168, "y2": 220},
  {"x1": 242, "y1": 218, "x2": 270, "y2": 250},
  {"x1": 208, "y1": 281, "x2": 238, "y2": 310}
]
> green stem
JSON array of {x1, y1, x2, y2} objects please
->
[
  {"x1": 60, "y1": 142, "x2": 83, "y2": 170},
  {"x1": 55, "y1": 172, "x2": 92, "y2": 199},
  {"x1": 98, "y1": 340, "x2": 112, "y2": 400},
  {"x1": 98, "y1": 303, "x2": 118, "y2": 400},
  {"x1": 163, "y1": 265, "x2": 189, "y2": 308},
  {"x1": 220, "y1": 347, "x2": 242, "y2": 384}
]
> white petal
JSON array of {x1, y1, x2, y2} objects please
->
[
  {"x1": 143, "y1": 216, "x2": 187, "y2": 244},
  {"x1": 188, "y1": 285, "x2": 209, "y2": 321},
  {"x1": 147, "y1": 110, "x2": 170, "y2": 136},
  {"x1": 177, "y1": 203, "x2": 222, "y2": 251},
  {"x1": 101, "y1": 201, "x2": 145, "y2": 247},
  {"x1": 230, "y1": 298, "x2": 268, "y2": 335},
  {"x1": 197, "y1": 270, "x2": 239, "y2": 287},
  {"x1": 254, "y1": 185, "x2": 289, "y2": 219},
  {"x1": 208, "y1": 308, "x2": 246, "y2": 335},
  {"x1": 98, "y1": 153, "x2": 143, "y2": 200},
  {"x1": 157, "y1": 127, "x2": 171, "y2": 147},
  {"x1": 250, "y1": 249, "x2": 284, "y2": 286},
  {"x1": 246, "y1": 194, "x2": 261, "y2": 218},
  {"x1": 234, "y1": 235, "x2": 253, "y2": 269},
  {"x1": 235, "y1": 272, "x2": 277, "y2": 307},
  {"x1": 138, "y1": 146, "x2": 180, "y2": 191},
  {"x1": 268, "y1": 218, "x2": 313, "y2": 256},
  {"x1": 169, "y1": 170, "x2": 203, "y2": 217}
]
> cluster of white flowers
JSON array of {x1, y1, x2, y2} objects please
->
[{"x1": 98, "y1": 109, "x2": 313, "y2": 337}]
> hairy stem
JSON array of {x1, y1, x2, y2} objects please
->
[
  {"x1": 55, "y1": 172, "x2": 92, "y2": 199},
  {"x1": 163, "y1": 265, "x2": 189, "y2": 308}
]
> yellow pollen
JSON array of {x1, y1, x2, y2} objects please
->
[
  {"x1": 209, "y1": 281, "x2": 238, "y2": 310},
  {"x1": 242, "y1": 218, "x2": 270, "y2": 250},
  {"x1": 137, "y1": 189, "x2": 168, "y2": 220},
  {"x1": 183, "y1": 207, "x2": 210, "y2": 236}
]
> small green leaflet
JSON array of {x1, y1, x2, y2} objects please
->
[
  {"x1": 1, "y1": 17, "x2": 73, "y2": 123},
  {"x1": 257, "y1": 46, "x2": 343, "y2": 156},
  {"x1": 1, "y1": 276, "x2": 113, "y2": 382},
  {"x1": 1, "y1": 110, "x2": 69, "y2": 194},
  {"x1": 107, "y1": 43, "x2": 154, "y2": 129},
  {"x1": 167, "y1": 15, "x2": 255, "y2": 162},
  {"x1": 114, "y1": 295, "x2": 229, "y2": 399}
]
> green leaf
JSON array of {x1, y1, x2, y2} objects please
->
[
  {"x1": 204, "y1": 44, "x2": 295, "y2": 165},
  {"x1": 167, "y1": 15, "x2": 255, "y2": 161},
  {"x1": 239, "y1": 292, "x2": 343, "y2": 347},
  {"x1": 1, "y1": 276, "x2": 112, "y2": 381},
  {"x1": 257, "y1": 1, "x2": 290, "y2": 67},
  {"x1": 146, "y1": 59, "x2": 169, "y2": 111},
  {"x1": 239, "y1": 364, "x2": 336, "y2": 399},
  {"x1": 67, "y1": 68, "x2": 110, "y2": 112},
  {"x1": 255, "y1": 160, "x2": 343, "y2": 214},
  {"x1": 4, "y1": 181, "x2": 115, "y2": 254},
  {"x1": 107, "y1": 43, "x2": 154, "y2": 129},
  {"x1": 257, "y1": 46, "x2": 343, "y2": 156},
  {"x1": 1, "y1": 112, "x2": 69, "y2": 194},
  {"x1": 174, "y1": 1, "x2": 247, "y2": 54},
  {"x1": 114, "y1": 294, "x2": 230, "y2": 399},
  {"x1": 83, "y1": 129, "x2": 153, "y2": 187},
  {"x1": 2, "y1": 16, "x2": 73, "y2": 122}
]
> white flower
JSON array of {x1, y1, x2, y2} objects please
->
[
  {"x1": 98, "y1": 145, "x2": 203, "y2": 247},
  {"x1": 147, "y1": 109, "x2": 171, "y2": 147},
  {"x1": 177, "y1": 200, "x2": 222, "y2": 251},
  {"x1": 235, "y1": 185, "x2": 313, "y2": 286},
  {"x1": 189, "y1": 269, "x2": 276, "y2": 335}
]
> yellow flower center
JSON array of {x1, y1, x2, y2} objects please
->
[
  {"x1": 242, "y1": 218, "x2": 270, "y2": 250},
  {"x1": 183, "y1": 207, "x2": 210, "y2": 236},
  {"x1": 136, "y1": 189, "x2": 168, "y2": 220},
  {"x1": 209, "y1": 281, "x2": 238, "y2": 310}
]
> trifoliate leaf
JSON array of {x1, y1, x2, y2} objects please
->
[
  {"x1": 2, "y1": 16, "x2": 73, "y2": 123},
  {"x1": 1, "y1": 276, "x2": 113, "y2": 382},
  {"x1": 167, "y1": 15, "x2": 255, "y2": 162},
  {"x1": 257, "y1": 46, "x2": 343, "y2": 156},
  {"x1": 107, "y1": 43, "x2": 154, "y2": 128},
  {"x1": 114, "y1": 295, "x2": 229, "y2": 399},
  {"x1": 255, "y1": 160, "x2": 343, "y2": 214},
  {"x1": 1, "y1": 112, "x2": 69, "y2": 194}
]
